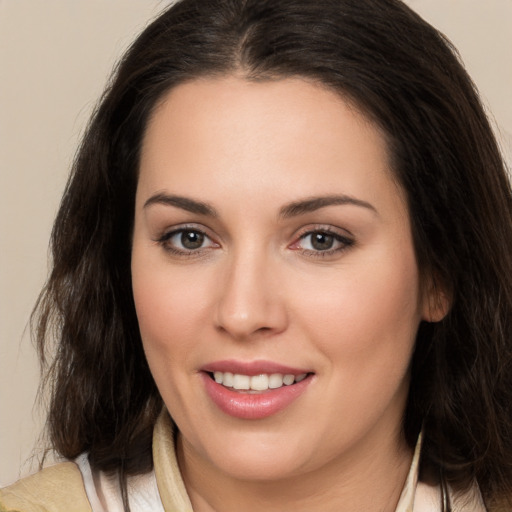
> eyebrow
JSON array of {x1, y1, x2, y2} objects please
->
[
  {"x1": 279, "y1": 195, "x2": 378, "y2": 218},
  {"x1": 143, "y1": 192, "x2": 377, "y2": 218},
  {"x1": 143, "y1": 192, "x2": 218, "y2": 217}
]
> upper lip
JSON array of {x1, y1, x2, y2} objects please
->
[{"x1": 201, "y1": 359, "x2": 312, "y2": 376}]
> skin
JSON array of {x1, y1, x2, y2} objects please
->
[{"x1": 131, "y1": 76, "x2": 443, "y2": 511}]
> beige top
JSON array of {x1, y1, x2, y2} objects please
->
[{"x1": 0, "y1": 411, "x2": 486, "y2": 511}]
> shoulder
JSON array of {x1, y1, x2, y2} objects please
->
[{"x1": 0, "y1": 461, "x2": 91, "y2": 512}]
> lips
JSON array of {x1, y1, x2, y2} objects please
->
[{"x1": 200, "y1": 360, "x2": 314, "y2": 419}]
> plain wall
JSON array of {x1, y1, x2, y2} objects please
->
[{"x1": 1, "y1": 0, "x2": 511, "y2": 487}]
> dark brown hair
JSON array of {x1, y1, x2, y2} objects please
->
[{"x1": 35, "y1": 0, "x2": 512, "y2": 509}]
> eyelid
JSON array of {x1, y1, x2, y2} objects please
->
[
  {"x1": 155, "y1": 223, "x2": 220, "y2": 255},
  {"x1": 288, "y1": 225, "x2": 355, "y2": 255}
]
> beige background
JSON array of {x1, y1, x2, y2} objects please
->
[{"x1": 1, "y1": 0, "x2": 511, "y2": 487}]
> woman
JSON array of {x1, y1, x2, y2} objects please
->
[{"x1": 2, "y1": 0, "x2": 512, "y2": 510}]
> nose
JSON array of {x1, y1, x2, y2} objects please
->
[{"x1": 214, "y1": 249, "x2": 288, "y2": 340}]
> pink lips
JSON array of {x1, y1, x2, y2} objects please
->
[{"x1": 201, "y1": 360, "x2": 313, "y2": 420}]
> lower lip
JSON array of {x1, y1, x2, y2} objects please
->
[{"x1": 201, "y1": 372, "x2": 313, "y2": 420}]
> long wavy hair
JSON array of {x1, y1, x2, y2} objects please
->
[{"x1": 34, "y1": 0, "x2": 512, "y2": 509}]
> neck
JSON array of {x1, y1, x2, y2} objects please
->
[{"x1": 177, "y1": 428, "x2": 413, "y2": 512}]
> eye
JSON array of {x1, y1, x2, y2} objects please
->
[
  {"x1": 302, "y1": 232, "x2": 337, "y2": 251},
  {"x1": 157, "y1": 227, "x2": 218, "y2": 254},
  {"x1": 290, "y1": 228, "x2": 354, "y2": 255},
  {"x1": 175, "y1": 230, "x2": 206, "y2": 250}
]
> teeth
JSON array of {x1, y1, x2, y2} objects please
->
[
  {"x1": 283, "y1": 374, "x2": 295, "y2": 386},
  {"x1": 233, "y1": 374, "x2": 250, "y2": 390},
  {"x1": 269, "y1": 374, "x2": 284, "y2": 389},
  {"x1": 211, "y1": 372, "x2": 308, "y2": 391},
  {"x1": 250, "y1": 374, "x2": 269, "y2": 391},
  {"x1": 223, "y1": 372, "x2": 234, "y2": 387}
]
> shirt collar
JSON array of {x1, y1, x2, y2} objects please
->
[{"x1": 395, "y1": 431, "x2": 422, "y2": 512}]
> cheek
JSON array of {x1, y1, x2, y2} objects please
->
[
  {"x1": 131, "y1": 254, "x2": 211, "y2": 367},
  {"x1": 314, "y1": 271, "x2": 419, "y2": 441},
  {"x1": 294, "y1": 244, "x2": 421, "y2": 386}
]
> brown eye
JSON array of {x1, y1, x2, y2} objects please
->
[
  {"x1": 181, "y1": 230, "x2": 205, "y2": 249},
  {"x1": 158, "y1": 227, "x2": 218, "y2": 254},
  {"x1": 292, "y1": 229, "x2": 354, "y2": 256},
  {"x1": 310, "y1": 232, "x2": 334, "y2": 251}
]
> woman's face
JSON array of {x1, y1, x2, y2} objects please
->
[{"x1": 132, "y1": 76, "x2": 432, "y2": 482}]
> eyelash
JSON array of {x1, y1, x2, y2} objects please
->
[
  {"x1": 155, "y1": 226, "x2": 355, "y2": 258},
  {"x1": 156, "y1": 226, "x2": 217, "y2": 256},
  {"x1": 291, "y1": 227, "x2": 355, "y2": 258}
]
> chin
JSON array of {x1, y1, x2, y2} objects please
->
[
  {"x1": 181, "y1": 424, "x2": 317, "y2": 482},
  {"x1": 211, "y1": 449, "x2": 309, "y2": 482}
]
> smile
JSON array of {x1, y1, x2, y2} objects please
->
[
  {"x1": 211, "y1": 371, "x2": 308, "y2": 391},
  {"x1": 200, "y1": 361, "x2": 314, "y2": 419}
]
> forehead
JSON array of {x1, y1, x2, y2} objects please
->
[{"x1": 138, "y1": 76, "x2": 404, "y2": 215}]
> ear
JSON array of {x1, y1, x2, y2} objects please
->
[{"x1": 421, "y1": 276, "x2": 451, "y2": 323}]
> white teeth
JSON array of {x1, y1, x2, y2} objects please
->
[
  {"x1": 223, "y1": 372, "x2": 234, "y2": 387},
  {"x1": 268, "y1": 373, "x2": 284, "y2": 389},
  {"x1": 250, "y1": 374, "x2": 269, "y2": 391},
  {"x1": 233, "y1": 374, "x2": 250, "y2": 390},
  {"x1": 211, "y1": 371, "x2": 308, "y2": 391},
  {"x1": 283, "y1": 374, "x2": 295, "y2": 386}
]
